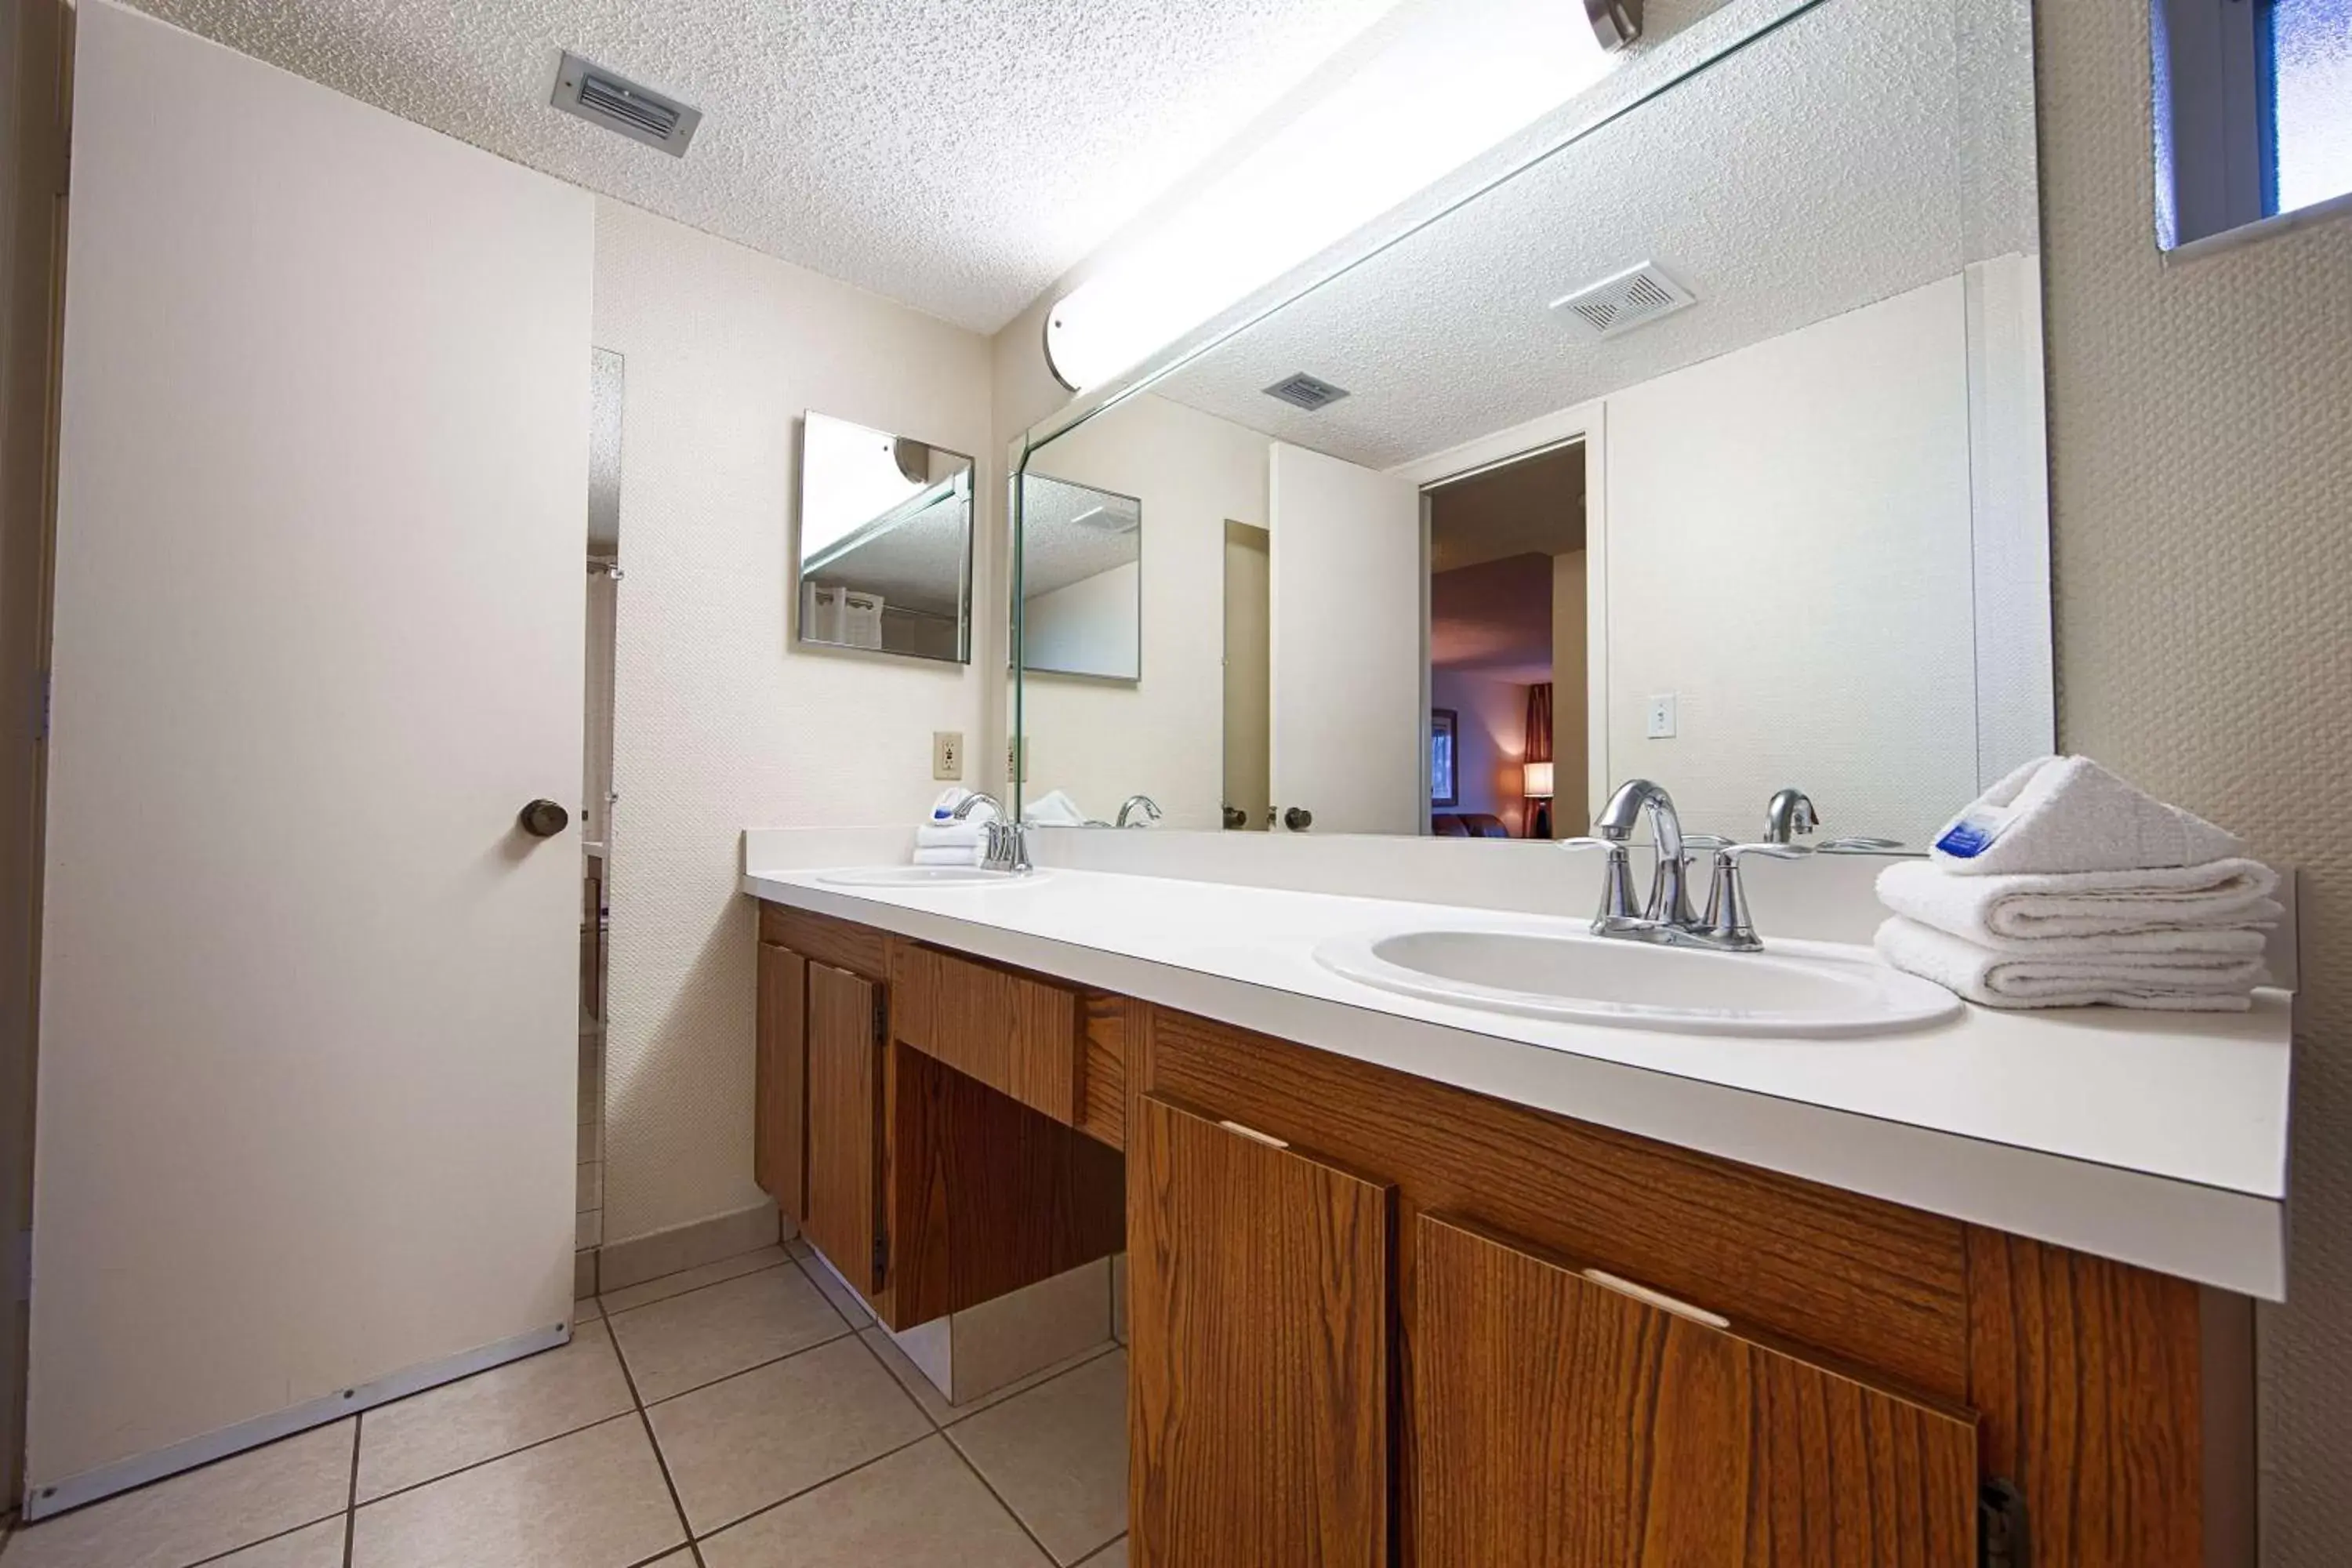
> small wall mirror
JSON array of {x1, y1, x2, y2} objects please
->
[
  {"x1": 1018, "y1": 474, "x2": 1142, "y2": 681},
  {"x1": 797, "y1": 412, "x2": 974, "y2": 662}
]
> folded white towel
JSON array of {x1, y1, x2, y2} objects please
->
[
  {"x1": 1875, "y1": 916, "x2": 2263, "y2": 1011},
  {"x1": 913, "y1": 843, "x2": 984, "y2": 867},
  {"x1": 1024, "y1": 789, "x2": 1089, "y2": 827},
  {"x1": 1929, "y1": 755, "x2": 2244, "y2": 876},
  {"x1": 916, "y1": 822, "x2": 986, "y2": 851},
  {"x1": 1876, "y1": 858, "x2": 2280, "y2": 949}
]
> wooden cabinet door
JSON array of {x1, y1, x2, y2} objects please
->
[
  {"x1": 804, "y1": 962, "x2": 884, "y2": 1294},
  {"x1": 1130, "y1": 1094, "x2": 1392, "y2": 1568},
  {"x1": 753, "y1": 942, "x2": 808, "y2": 1223},
  {"x1": 1415, "y1": 1213, "x2": 1979, "y2": 1568}
]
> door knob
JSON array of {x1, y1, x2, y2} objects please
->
[
  {"x1": 517, "y1": 799, "x2": 570, "y2": 838},
  {"x1": 1283, "y1": 806, "x2": 1313, "y2": 832}
]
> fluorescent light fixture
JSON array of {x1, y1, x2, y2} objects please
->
[{"x1": 1044, "y1": 0, "x2": 1640, "y2": 391}]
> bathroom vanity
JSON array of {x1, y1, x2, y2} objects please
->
[{"x1": 743, "y1": 862, "x2": 2287, "y2": 1568}]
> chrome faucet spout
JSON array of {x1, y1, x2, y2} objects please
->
[{"x1": 1595, "y1": 779, "x2": 1697, "y2": 930}]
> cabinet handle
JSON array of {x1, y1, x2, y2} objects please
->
[
  {"x1": 1217, "y1": 1118, "x2": 1290, "y2": 1151},
  {"x1": 1581, "y1": 1268, "x2": 1730, "y2": 1329}
]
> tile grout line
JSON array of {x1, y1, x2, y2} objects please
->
[
  {"x1": 939, "y1": 1422, "x2": 1067, "y2": 1567},
  {"x1": 604, "y1": 1292, "x2": 710, "y2": 1568},
  {"x1": 174, "y1": 1510, "x2": 350, "y2": 1568},
  {"x1": 600, "y1": 1254, "x2": 797, "y2": 1320},
  {"x1": 634, "y1": 1320, "x2": 859, "y2": 1410}
]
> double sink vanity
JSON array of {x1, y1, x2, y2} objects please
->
[{"x1": 742, "y1": 833, "x2": 2290, "y2": 1568}]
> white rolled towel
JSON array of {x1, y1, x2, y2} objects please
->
[
  {"x1": 1875, "y1": 916, "x2": 2264, "y2": 1011},
  {"x1": 1024, "y1": 789, "x2": 1090, "y2": 827},
  {"x1": 913, "y1": 844, "x2": 985, "y2": 866},
  {"x1": 916, "y1": 822, "x2": 987, "y2": 851},
  {"x1": 1876, "y1": 858, "x2": 2280, "y2": 949},
  {"x1": 1929, "y1": 755, "x2": 2245, "y2": 876}
]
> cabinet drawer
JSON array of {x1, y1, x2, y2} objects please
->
[
  {"x1": 759, "y1": 902, "x2": 890, "y2": 978},
  {"x1": 889, "y1": 944, "x2": 1081, "y2": 1123}
]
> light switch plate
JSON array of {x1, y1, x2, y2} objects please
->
[
  {"x1": 1645, "y1": 693, "x2": 1678, "y2": 739},
  {"x1": 932, "y1": 731, "x2": 964, "y2": 781}
]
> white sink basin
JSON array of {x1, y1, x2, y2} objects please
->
[
  {"x1": 815, "y1": 865, "x2": 1047, "y2": 888},
  {"x1": 1313, "y1": 925, "x2": 1961, "y2": 1038}
]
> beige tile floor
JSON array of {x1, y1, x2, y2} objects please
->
[{"x1": 2, "y1": 1245, "x2": 1129, "y2": 1568}]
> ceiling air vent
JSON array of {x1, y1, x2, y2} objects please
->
[
  {"x1": 551, "y1": 52, "x2": 702, "y2": 157},
  {"x1": 1263, "y1": 372, "x2": 1351, "y2": 412},
  {"x1": 1550, "y1": 262, "x2": 1696, "y2": 339}
]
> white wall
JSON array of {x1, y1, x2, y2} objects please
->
[
  {"x1": 1429, "y1": 669, "x2": 1526, "y2": 828},
  {"x1": 594, "y1": 198, "x2": 993, "y2": 1245},
  {"x1": 1021, "y1": 394, "x2": 1267, "y2": 829},
  {"x1": 1023, "y1": 561, "x2": 1138, "y2": 680},
  {"x1": 1601, "y1": 272, "x2": 1977, "y2": 844}
]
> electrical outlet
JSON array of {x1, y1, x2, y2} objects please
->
[
  {"x1": 1645, "y1": 693, "x2": 1678, "y2": 739},
  {"x1": 932, "y1": 731, "x2": 964, "y2": 781},
  {"x1": 1006, "y1": 735, "x2": 1029, "y2": 784}
]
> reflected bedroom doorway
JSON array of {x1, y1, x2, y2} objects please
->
[{"x1": 1425, "y1": 440, "x2": 1587, "y2": 840}]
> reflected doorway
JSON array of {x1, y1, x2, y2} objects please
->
[{"x1": 1424, "y1": 441, "x2": 1586, "y2": 840}]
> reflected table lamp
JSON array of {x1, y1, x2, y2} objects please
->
[{"x1": 1523, "y1": 760, "x2": 1555, "y2": 840}]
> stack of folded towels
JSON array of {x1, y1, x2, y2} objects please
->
[
  {"x1": 1875, "y1": 755, "x2": 2279, "y2": 1011},
  {"x1": 914, "y1": 786, "x2": 994, "y2": 866}
]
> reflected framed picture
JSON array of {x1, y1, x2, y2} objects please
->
[{"x1": 1431, "y1": 708, "x2": 1458, "y2": 808}]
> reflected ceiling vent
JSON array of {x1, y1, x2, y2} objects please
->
[
  {"x1": 1263, "y1": 372, "x2": 1352, "y2": 412},
  {"x1": 550, "y1": 52, "x2": 702, "y2": 157},
  {"x1": 1550, "y1": 262, "x2": 1696, "y2": 339}
]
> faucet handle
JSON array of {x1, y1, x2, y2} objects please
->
[
  {"x1": 1815, "y1": 836, "x2": 1904, "y2": 854},
  {"x1": 1558, "y1": 836, "x2": 1614, "y2": 851},
  {"x1": 1713, "y1": 840, "x2": 1811, "y2": 862},
  {"x1": 1679, "y1": 833, "x2": 1733, "y2": 852}
]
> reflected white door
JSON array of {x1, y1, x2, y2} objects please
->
[
  {"x1": 1268, "y1": 443, "x2": 1424, "y2": 834},
  {"x1": 29, "y1": 1, "x2": 592, "y2": 1510}
]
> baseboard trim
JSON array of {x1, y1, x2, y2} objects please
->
[
  {"x1": 23, "y1": 1319, "x2": 568, "y2": 1521},
  {"x1": 593, "y1": 1199, "x2": 783, "y2": 1295}
]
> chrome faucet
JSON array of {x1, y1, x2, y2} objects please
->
[
  {"x1": 1764, "y1": 787, "x2": 1819, "y2": 844},
  {"x1": 1592, "y1": 778, "x2": 1700, "y2": 934},
  {"x1": 1115, "y1": 793, "x2": 1163, "y2": 828},
  {"x1": 950, "y1": 793, "x2": 1033, "y2": 874},
  {"x1": 1568, "y1": 779, "x2": 1807, "y2": 952}
]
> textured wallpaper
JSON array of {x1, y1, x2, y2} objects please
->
[
  {"x1": 592, "y1": 200, "x2": 995, "y2": 1246},
  {"x1": 2035, "y1": 7, "x2": 2352, "y2": 1559}
]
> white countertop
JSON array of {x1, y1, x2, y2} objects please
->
[{"x1": 743, "y1": 862, "x2": 2293, "y2": 1299}]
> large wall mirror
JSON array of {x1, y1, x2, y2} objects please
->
[
  {"x1": 1019, "y1": 474, "x2": 1142, "y2": 681},
  {"x1": 798, "y1": 412, "x2": 975, "y2": 662},
  {"x1": 1013, "y1": 0, "x2": 2050, "y2": 847}
]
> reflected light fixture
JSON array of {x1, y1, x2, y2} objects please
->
[
  {"x1": 1044, "y1": 0, "x2": 1642, "y2": 392},
  {"x1": 1523, "y1": 760, "x2": 1555, "y2": 799}
]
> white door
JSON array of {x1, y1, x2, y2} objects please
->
[
  {"x1": 28, "y1": 1, "x2": 593, "y2": 1512},
  {"x1": 1267, "y1": 443, "x2": 1425, "y2": 834}
]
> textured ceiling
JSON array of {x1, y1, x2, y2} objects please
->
[
  {"x1": 122, "y1": 0, "x2": 1406, "y2": 332},
  {"x1": 808, "y1": 495, "x2": 968, "y2": 617},
  {"x1": 1145, "y1": 0, "x2": 2038, "y2": 468},
  {"x1": 1020, "y1": 474, "x2": 1141, "y2": 598}
]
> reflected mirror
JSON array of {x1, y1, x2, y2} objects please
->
[
  {"x1": 1019, "y1": 474, "x2": 1142, "y2": 681},
  {"x1": 1014, "y1": 0, "x2": 2049, "y2": 848},
  {"x1": 797, "y1": 412, "x2": 974, "y2": 662}
]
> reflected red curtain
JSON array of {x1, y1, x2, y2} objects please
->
[{"x1": 1523, "y1": 683, "x2": 1554, "y2": 839}]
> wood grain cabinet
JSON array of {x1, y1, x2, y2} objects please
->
[
  {"x1": 752, "y1": 940, "x2": 807, "y2": 1222},
  {"x1": 1129, "y1": 1094, "x2": 1392, "y2": 1568},
  {"x1": 804, "y1": 960, "x2": 886, "y2": 1294},
  {"x1": 1414, "y1": 1213, "x2": 1979, "y2": 1568}
]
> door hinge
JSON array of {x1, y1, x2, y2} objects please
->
[
  {"x1": 1980, "y1": 1478, "x2": 2028, "y2": 1568},
  {"x1": 871, "y1": 1230, "x2": 889, "y2": 1284},
  {"x1": 873, "y1": 993, "x2": 887, "y2": 1044}
]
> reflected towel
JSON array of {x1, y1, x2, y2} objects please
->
[
  {"x1": 1874, "y1": 916, "x2": 2264, "y2": 1011},
  {"x1": 1876, "y1": 858, "x2": 2280, "y2": 947}
]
